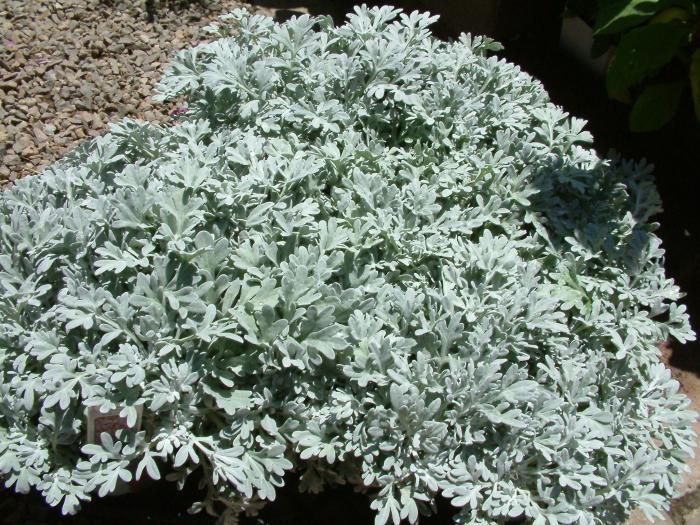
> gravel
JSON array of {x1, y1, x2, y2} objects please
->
[{"x1": 0, "y1": 0, "x2": 280, "y2": 184}]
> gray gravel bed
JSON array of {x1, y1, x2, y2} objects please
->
[{"x1": 0, "y1": 0, "x2": 276, "y2": 183}]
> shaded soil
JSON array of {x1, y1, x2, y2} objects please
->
[{"x1": 0, "y1": 474, "x2": 466, "y2": 525}]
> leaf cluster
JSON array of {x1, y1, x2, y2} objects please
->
[{"x1": 0, "y1": 6, "x2": 696, "y2": 525}]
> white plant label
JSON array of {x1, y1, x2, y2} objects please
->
[{"x1": 85, "y1": 405, "x2": 143, "y2": 444}]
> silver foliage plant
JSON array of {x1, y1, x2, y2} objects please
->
[{"x1": 0, "y1": 5, "x2": 696, "y2": 525}]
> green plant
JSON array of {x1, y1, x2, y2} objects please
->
[
  {"x1": 0, "y1": 6, "x2": 695, "y2": 525},
  {"x1": 567, "y1": 0, "x2": 700, "y2": 131}
]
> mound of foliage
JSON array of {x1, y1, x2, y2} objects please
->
[{"x1": 0, "y1": 6, "x2": 696, "y2": 525}]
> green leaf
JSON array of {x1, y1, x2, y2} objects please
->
[
  {"x1": 594, "y1": 0, "x2": 663, "y2": 35},
  {"x1": 246, "y1": 202, "x2": 275, "y2": 227},
  {"x1": 629, "y1": 82, "x2": 684, "y2": 132},
  {"x1": 304, "y1": 325, "x2": 347, "y2": 360},
  {"x1": 650, "y1": 6, "x2": 692, "y2": 24},
  {"x1": 690, "y1": 49, "x2": 700, "y2": 121},
  {"x1": 202, "y1": 382, "x2": 254, "y2": 415},
  {"x1": 499, "y1": 380, "x2": 539, "y2": 403},
  {"x1": 216, "y1": 390, "x2": 253, "y2": 414},
  {"x1": 606, "y1": 23, "x2": 688, "y2": 93},
  {"x1": 136, "y1": 453, "x2": 161, "y2": 481}
]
